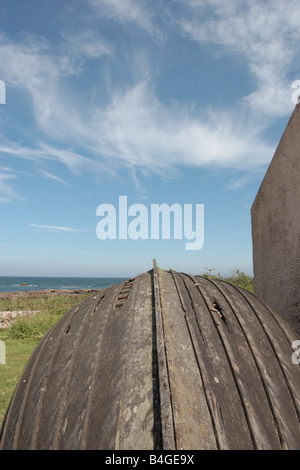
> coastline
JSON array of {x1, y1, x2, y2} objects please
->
[
  {"x1": 0, "y1": 288, "x2": 102, "y2": 301},
  {"x1": 0, "y1": 289, "x2": 103, "y2": 329}
]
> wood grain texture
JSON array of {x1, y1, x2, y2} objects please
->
[{"x1": 1, "y1": 264, "x2": 299, "y2": 450}]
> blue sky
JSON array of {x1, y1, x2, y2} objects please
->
[{"x1": 0, "y1": 0, "x2": 299, "y2": 278}]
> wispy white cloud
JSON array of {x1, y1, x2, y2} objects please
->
[
  {"x1": 38, "y1": 170, "x2": 69, "y2": 186},
  {"x1": 0, "y1": 170, "x2": 23, "y2": 202},
  {"x1": 0, "y1": 141, "x2": 114, "y2": 178},
  {"x1": 0, "y1": 28, "x2": 274, "y2": 179},
  {"x1": 87, "y1": 0, "x2": 163, "y2": 40},
  {"x1": 226, "y1": 172, "x2": 261, "y2": 190},
  {"x1": 60, "y1": 30, "x2": 112, "y2": 60},
  {"x1": 0, "y1": 1, "x2": 290, "y2": 197},
  {"x1": 89, "y1": 79, "x2": 273, "y2": 172},
  {"x1": 27, "y1": 223, "x2": 87, "y2": 233},
  {"x1": 0, "y1": 75, "x2": 274, "y2": 187},
  {"x1": 0, "y1": 31, "x2": 110, "y2": 141},
  {"x1": 177, "y1": 0, "x2": 300, "y2": 117}
]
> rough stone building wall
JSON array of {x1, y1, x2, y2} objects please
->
[{"x1": 251, "y1": 103, "x2": 300, "y2": 334}]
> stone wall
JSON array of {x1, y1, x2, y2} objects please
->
[
  {"x1": 251, "y1": 103, "x2": 300, "y2": 334},
  {"x1": 0, "y1": 310, "x2": 40, "y2": 329}
]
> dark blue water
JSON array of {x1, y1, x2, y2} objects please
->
[{"x1": 0, "y1": 276, "x2": 128, "y2": 293}]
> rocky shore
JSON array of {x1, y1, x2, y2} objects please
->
[{"x1": 0, "y1": 288, "x2": 101, "y2": 301}]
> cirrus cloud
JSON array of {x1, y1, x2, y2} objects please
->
[
  {"x1": 177, "y1": 0, "x2": 300, "y2": 117},
  {"x1": 0, "y1": 0, "x2": 294, "y2": 203}
]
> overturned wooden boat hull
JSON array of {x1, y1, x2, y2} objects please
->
[{"x1": 1, "y1": 263, "x2": 300, "y2": 450}]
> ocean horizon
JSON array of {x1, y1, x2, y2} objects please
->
[{"x1": 0, "y1": 276, "x2": 128, "y2": 293}]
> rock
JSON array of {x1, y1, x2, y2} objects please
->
[{"x1": 0, "y1": 310, "x2": 41, "y2": 328}]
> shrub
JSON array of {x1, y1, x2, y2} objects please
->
[
  {"x1": 9, "y1": 312, "x2": 61, "y2": 340},
  {"x1": 202, "y1": 268, "x2": 253, "y2": 292}
]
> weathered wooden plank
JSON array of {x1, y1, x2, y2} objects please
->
[
  {"x1": 0, "y1": 295, "x2": 98, "y2": 450},
  {"x1": 153, "y1": 263, "x2": 176, "y2": 450},
  {"x1": 172, "y1": 271, "x2": 255, "y2": 450},
  {"x1": 192, "y1": 275, "x2": 283, "y2": 449},
  {"x1": 213, "y1": 280, "x2": 300, "y2": 449},
  {"x1": 159, "y1": 270, "x2": 217, "y2": 450},
  {"x1": 78, "y1": 279, "x2": 141, "y2": 449},
  {"x1": 115, "y1": 272, "x2": 154, "y2": 450},
  {"x1": 51, "y1": 291, "x2": 116, "y2": 450}
]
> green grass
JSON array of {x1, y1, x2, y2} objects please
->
[
  {"x1": 0, "y1": 294, "x2": 88, "y2": 320},
  {"x1": 0, "y1": 293, "x2": 91, "y2": 426},
  {"x1": 0, "y1": 332, "x2": 39, "y2": 425},
  {"x1": 202, "y1": 268, "x2": 253, "y2": 293},
  {"x1": 1, "y1": 294, "x2": 90, "y2": 340}
]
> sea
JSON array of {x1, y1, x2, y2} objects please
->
[{"x1": 0, "y1": 276, "x2": 128, "y2": 293}]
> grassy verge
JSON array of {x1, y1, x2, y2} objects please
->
[
  {"x1": 0, "y1": 332, "x2": 39, "y2": 425},
  {"x1": 202, "y1": 268, "x2": 253, "y2": 293},
  {"x1": 0, "y1": 292, "x2": 91, "y2": 426}
]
